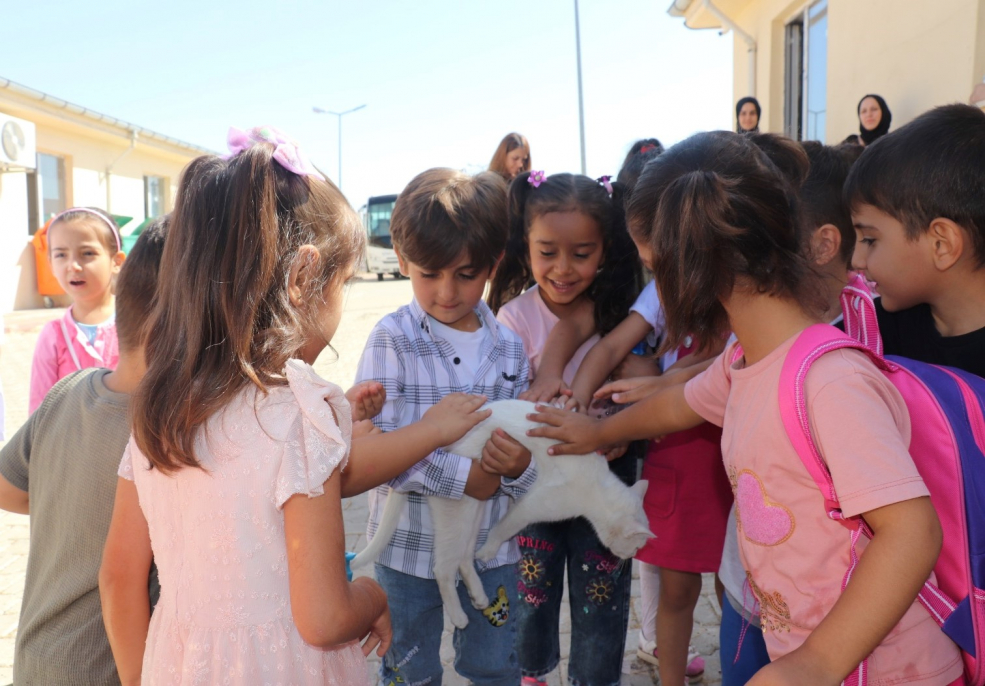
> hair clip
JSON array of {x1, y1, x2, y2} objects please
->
[
  {"x1": 528, "y1": 170, "x2": 546, "y2": 188},
  {"x1": 225, "y1": 126, "x2": 326, "y2": 181},
  {"x1": 598, "y1": 175, "x2": 613, "y2": 196},
  {"x1": 639, "y1": 144, "x2": 658, "y2": 154}
]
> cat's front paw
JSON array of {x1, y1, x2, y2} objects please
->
[{"x1": 475, "y1": 541, "x2": 499, "y2": 563}]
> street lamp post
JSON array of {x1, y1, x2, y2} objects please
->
[
  {"x1": 312, "y1": 104, "x2": 366, "y2": 190},
  {"x1": 574, "y1": 0, "x2": 586, "y2": 175}
]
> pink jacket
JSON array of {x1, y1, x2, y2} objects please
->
[{"x1": 29, "y1": 308, "x2": 119, "y2": 412}]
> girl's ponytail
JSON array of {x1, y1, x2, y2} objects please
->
[
  {"x1": 654, "y1": 170, "x2": 741, "y2": 352},
  {"x1": 488, "y1": 170, "x2": 536, "y2": 312}
]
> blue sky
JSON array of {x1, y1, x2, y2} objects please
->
[{"x1": 2, "y1": 0, "x2": 734, "y2": 209}]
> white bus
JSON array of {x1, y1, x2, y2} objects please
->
[{"x1": 362, "y1": 194, "x2": 401, "y2": 280}]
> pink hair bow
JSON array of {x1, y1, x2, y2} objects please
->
[
  {"x1": 225, "y1": 126, "x2": 325, "y2": 181},
  {"x1": 598, "y1": 175, "x2": 613, "y2": 195}
]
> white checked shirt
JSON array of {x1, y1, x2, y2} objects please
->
[{"x1": 355, "y1": 298, "x2": 536, "y2": 579}]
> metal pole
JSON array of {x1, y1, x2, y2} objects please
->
[
  {"x1": 312, "y1": 104, "x2": 366, "y2": 191},
  {"x1": 574, "y1": 0, "x2": 587, "y2": 175},
  {"x1": 337, "y1": 114, "x2": 343, "y2": 189}
]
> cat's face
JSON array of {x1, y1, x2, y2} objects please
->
[{"x1": 599, "y1": 480, "x2": 654, "y2": 559}]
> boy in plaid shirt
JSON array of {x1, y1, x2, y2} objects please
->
[{"x1": 355, "y1": 168, "x2": 536, "y2": 685}]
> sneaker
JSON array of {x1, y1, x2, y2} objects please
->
[
  {"x1": 635, "y1": 632, "x2": 705, "y2": 682},
  {"x1": 521, "y1": 677, "x2": 549, "y2": 686}
]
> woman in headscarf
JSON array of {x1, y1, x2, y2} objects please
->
[
  {"x1": 735, "y1": 97, "x2": 761, "y2": 133},
  {"x1": 844, "y1": 94, "x2": 892, "y2": 146},
  {"x1": 488, "y1": 133, "x2": 531, "y2": 181}
]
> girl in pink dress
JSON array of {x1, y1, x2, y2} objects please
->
[{"x1": 98, "y1": 127, "x2": 491, "y2": 685}]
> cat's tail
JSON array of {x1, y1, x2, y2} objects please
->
[{"x1": 350, "y1": 488, "x2": 407, "y2": 569}]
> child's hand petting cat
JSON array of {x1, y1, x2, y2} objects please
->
[
  {"x1": 422, "y1": 393, "x2": 491, "y2": 446},
  {"x1": 519, "y1": 375, "x2": 571, "y2": 404},
  {"x1": 479, "y1": 429, "x2": 532, "y2": 478},
  {"x1": 594, "y1": 375, "x2": 667, "y2": 405},
  {"x1": 526, "y1": 405, "x2": 605, "y2": 456},
  {"x1": 346, "y1": 381, "x2": 386, "y2": 422}
]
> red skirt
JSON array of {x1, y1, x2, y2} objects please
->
[{"x1": 634, "y1": 422, "x2": 733, "y2": 573}]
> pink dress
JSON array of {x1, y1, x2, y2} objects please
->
[{"x1": 119, "y1": 360, "x2": 368, "y2": 685}]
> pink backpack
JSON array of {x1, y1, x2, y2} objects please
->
[{"x1": 778, "y1": 283, "x2": 985, "y2": 685}]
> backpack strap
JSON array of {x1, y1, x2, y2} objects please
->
[
  {"x1": 778, "y1": 324, "x2": 956, "y2": 686},
  {"x1": 778, "y1": 324, "x2": 889, "y2": 531},
  {"x1": 840, "y1": 273, "x2": 883, "y2": 357},
  {"x1": 779, "y1": 326, "x2": 956, "y2": 686}
]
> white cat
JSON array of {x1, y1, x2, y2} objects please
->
[{"x1": 351, "y1": 399, "x2": 654, "y2": 628}]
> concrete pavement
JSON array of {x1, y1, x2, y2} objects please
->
[{"x1": 0, "y1": 275, "x2": 724, "y2": 684}]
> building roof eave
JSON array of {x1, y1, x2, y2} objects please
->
[
  {"x1": 0, "y1": 76, "x2": 218, "y2": 157},
  {"x1": 667, "y1": 0, "x2": 754, "y2": 32},
  {"x1": 667, "y1": 0, "x2": 725, "y2": 30}
]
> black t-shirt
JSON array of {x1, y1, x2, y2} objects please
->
[{"x1": 876, "y1": 299, "x2": 985, "y2": 378}]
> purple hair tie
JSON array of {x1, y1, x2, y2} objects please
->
[
  {"x1": 598, "y1": 175, "x2": 613, "y2": 196},
  {"x1": 50, "y1": 208, "x2": 121, "y2": 253},
  {"x1": 528, "y1": 170, "x2": 546, "y2": 188},
  {"x1": 225, "y1": 126, "x2": 325, "y2": 181}
]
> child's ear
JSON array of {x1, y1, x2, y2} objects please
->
[
  {"x1": 395, "y1": 250, "x2": 411, "y2": 278},
  {"x1": 487, "y1": 252, "x2": 505, "y2": 281},
  {"x1": 288, "y1": 244, "x2": 320, "y2": 307},
  {"x1": 928, "y1": 218, "x2": 965, "y2": 272},
  {"x1": 810, "y1": 224, "x2": 842, "y2": 267}
]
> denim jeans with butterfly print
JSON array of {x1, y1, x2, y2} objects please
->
[{"x1": 513, "y1": 451, "x2": 637, "y2": 686}]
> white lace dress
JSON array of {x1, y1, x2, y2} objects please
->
[{"x1": 119, "y1": 360, "x2": 368, "y2": 685}]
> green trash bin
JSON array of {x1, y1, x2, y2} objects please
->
[{"x1": 121, "y1": 217, "x2": 156, "y2": 255}]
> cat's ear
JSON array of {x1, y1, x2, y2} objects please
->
[{"x1": 630, "y1": 480, "x2": 648, "y2": 501}]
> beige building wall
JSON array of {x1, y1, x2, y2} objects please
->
[
  {"x1": 679, "y1": 0, "x2": 985, "y2": 141},
  {"x1": 0, "y1": 84, "x2": 205, "y2": 311}
]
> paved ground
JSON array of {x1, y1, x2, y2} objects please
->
[{"x1": 0, "y1": 275, "x2": 723, "y2": 684}]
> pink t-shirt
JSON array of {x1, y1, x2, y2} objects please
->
[
  {"x1": 685, "y1": 335, "x2": 962, "y2": 685},
  {"x1": 496, "y1": 286, "x2": 599, "y2": 386}
]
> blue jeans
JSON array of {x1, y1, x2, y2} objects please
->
[
  {"x1": 719, "y1": 595, "x2": 771, "y2": 686},
  {"x1": 513, "y1": 451, "x2": 636, "y2": 685},
  {"x1": 375, "y1": 563, "x2": 520, "y2": 686}
]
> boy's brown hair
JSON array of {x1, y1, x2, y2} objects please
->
[
  {"x1": 115, "y1": 216, "x2": 169, "y2": 352},
  {"x1": 390, "y1": 168, "x2": 508, "y2": 273}
]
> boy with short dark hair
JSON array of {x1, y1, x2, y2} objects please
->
[
  {"x1": 0, "y1": 218, "x2": 168, "y2": 685},
  {"x1": 846, "y1": 104, "x2": 985, "y2": 377},
  {"x1": 355, "y1": 168, "x2": 536, "y2": 686}
]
